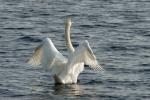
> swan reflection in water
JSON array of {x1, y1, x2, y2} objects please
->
[
  {"x1": 30, "y1": 77, "x2": 83, "y2": 97},
  {"x1": 52, "y1": 83, "x2": 83, "y2": 96}
]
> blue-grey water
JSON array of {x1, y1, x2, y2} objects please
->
[{"x1": 0, "y1": 0, "x2": 150, "y2": 100}]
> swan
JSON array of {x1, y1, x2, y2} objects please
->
[{"x1": 28, "y1": 18, "x2": 103, "y2": 84}]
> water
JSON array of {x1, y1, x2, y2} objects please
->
[{"x1": 0, "y1": 0, "x2": 150, "y2": 100}]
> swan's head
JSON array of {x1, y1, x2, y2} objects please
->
[{"x1": 66, "y1": 18, "x2": 72, "y2": 27}]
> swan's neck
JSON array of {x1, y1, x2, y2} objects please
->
[{"x1": 65, "y1": 23, "x2": 75, "y2": 53}]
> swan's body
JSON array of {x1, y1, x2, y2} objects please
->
[{"x1": 28, "y1": 19, "x2": 103, "y2": 84}]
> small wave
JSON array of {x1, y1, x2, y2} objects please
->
[
  {"x1": 137, "y1": 68, "x2": 150, "y2": 72},
  {"x1": 137, "y1": 45, "x2": 150, "y2": 50},
  {"x1": 139, "y1": 63, "x2": 150, "y2": 67},
  {"x1": 3, "y1": 27, "x2": 33, "y2": 30},
  {"x1": 106, "y1": 44, "x2": 144, "y2": 51},
  {"x1": 108, "y1": 45, "x2": 128, "y2": 51},
  {"x1": 17, "y1": 36, "x2": 42, "y2": 42},
  {"x1": 0, "y1": 88, "x2": 15, "y2": 97},
  {"x1": 99, "y1": 94, "x2": 121, "y2": 99},
  {"x1": 79, "y1": 25, "x2": 94, "y2": 28},
  {"x1": 0, "y1": 51, "x2": 7, "y2": 54},
  {"x1": 38, "y1": 13, "x2": 50, "y2": 16},
  {"x1": 0, "y1": 88, "x2": 27, "y2": 97},
  {"x1": 143, "y1": 34, "x2": 150, "y2": 37},
  {"x1": 84, "y1": 79, "x2": 103, "y2": 85},
  {"x1": 65, "y1": 13, "x2": 79, "y2": 17}
]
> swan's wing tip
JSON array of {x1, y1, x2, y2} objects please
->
[
  {"x1": 27, "y1": 44, "x2": 43, "y2": 67},
  {"x1": 27, "y1": 57, "x2": 39, "y2": 67},
  {"x1": 89, "y1": 64, "x2": 105, "y2": 72}
]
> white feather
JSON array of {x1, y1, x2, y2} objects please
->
[{"x1": 28, "y1": 38, "x2": 67, "y2": 71}]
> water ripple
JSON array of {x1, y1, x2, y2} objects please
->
[{"x1": 17, "y1": 36, "x2": 42, "y2": 42}]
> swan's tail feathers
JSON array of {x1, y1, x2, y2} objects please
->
[{"x1": 27, "y1": 44, "x2": 42, "y2": 67}]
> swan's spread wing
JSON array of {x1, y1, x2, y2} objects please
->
[
  {"x1": 83, "y1": 41, "x2": 103, "y2": 71},
  {"x1": 72, "y1": 40, "x2": 103, "y2": 72},
  {"x1": 28, "y1": 38, "x2": 67, "y2": 70},
  {"x1": 28, "y1": 44, "x2": 42, "y2": 66}
]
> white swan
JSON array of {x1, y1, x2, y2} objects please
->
[{"x1": 28, "y1": 18, "x2": 103, "y2": 84}]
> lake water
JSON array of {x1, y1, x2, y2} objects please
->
[{"x1": 0, "y1": 0, "x2": 150, "y2": 100}]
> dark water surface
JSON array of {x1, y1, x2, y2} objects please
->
[{"x1": 0, "y1": 0, "x2": 150, "y2": 100}]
